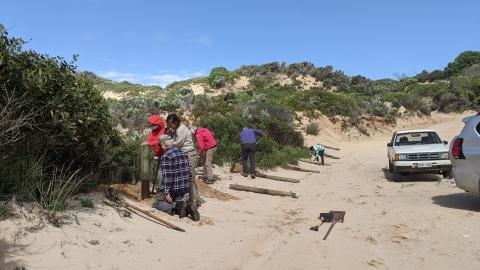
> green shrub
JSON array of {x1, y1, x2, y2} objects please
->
[
  {"x1": 0, "y1": 203, "x2": 15, "y2": 220},
  {"x1": 236, "y1": 62, "x2": 286, "y2": 77},
  {"x1": 305, "y1": 123, "x2": 320, "y2": 136},
  {"x1": 197, "y1": 109, "x2": 306, "y2": 169},
  {"x1": 287, "y1": 62, "x2": 316, "y2": 76},
  {"x1": 206, "y1": 67, "x2": 237, "y2": 88},
  {"x1": 0, "y1": 25, "x2": 118, "y2": 172},
  {"x1": 80, "y1": 197, "x2": 94, "y2": 208},
  {"x1": 445, "y1": 51, "x2": 480, "y2": 76},
  {"x1": 98, "y1": 135, "x2": 142, "y2": 183}
]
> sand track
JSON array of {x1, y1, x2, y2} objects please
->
[{"x1": 2, "y1": 112, "x2": 480, "y2": 270}]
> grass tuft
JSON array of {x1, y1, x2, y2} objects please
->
[
  {"x1": 0, "y1": 203, "x2": 15, "y2": 221},
  {"x1": 80, "y1": 197, "x2": 94, "y2": 208},
  {"x1": 305, "y1": 122, "x2": 320, "y2": 136}
]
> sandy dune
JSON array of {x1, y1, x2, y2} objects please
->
[{"x1": 2, "y1": 112, "x2": 480, "y2": 270}]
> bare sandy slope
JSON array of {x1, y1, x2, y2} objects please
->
[{"x1": 2, "y1": 112, "x2": 480, "y2": 270}]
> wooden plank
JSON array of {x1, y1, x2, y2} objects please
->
[
  {"x1": 255, "y1": 172, "x2": 300, "y2": 183},
  {"x1": 229, "y1": 184, "x2": 298, "y2": 198},
  {"x1": 299, "y1": 159, "x2": 331, "y2": 166},
  {"x1": 325, "y1": 154, "x2": 340, "y2": 160},
  {"x1": 323, "y1": 145, "x2": 341, "y2": 151},
  {"x1": 283, "y1": 164, "x2": 321, "y2": 173}
]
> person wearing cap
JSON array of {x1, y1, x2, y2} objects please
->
[
  {"x1": 191, "y1": 126, "x2": 217, "y2": 184},
  {"x1": 239, "y1": 127, "x2": 264, "y2": 179},
  {"x1": 165, "y1": 114, "x2": 203, "y2": 207},
  {"x1": 152, "y1": 134, "x2": 200, "y2": 221}
]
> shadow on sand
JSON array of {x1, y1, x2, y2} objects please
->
[
  {"x1": 0, "y1": 237, "x2": 28, "y2": 270},
  {"x1": 432, "y1": 192, "x2": 480, "y2": 212},
  {"x1": 381, "y1": 168, "x2": 441, "y2": 182}
]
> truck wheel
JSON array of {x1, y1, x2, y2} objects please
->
[
  {"x1": 392, "y1": 168, "x2": 402, "y2": 182},
  {"x1": 442, "y1": 170, "x2": 452, "y2": 179},
  {"x1": 388, "y1": 161, "x2": 393, "y2": 173}
]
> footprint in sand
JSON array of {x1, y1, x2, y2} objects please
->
[
  {"x1": 252, "y1": 251, "x2": 263, "y2": 257},
  {"x1": 367, "y1": 259, "x2": 384, "y2": 267},
  {"x1": 365, "y1": 236, "x2": 377, "y2": 245}
]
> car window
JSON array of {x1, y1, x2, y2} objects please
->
[{"x1": 394, "y1": 132, "x2": 441, "y2": 146}]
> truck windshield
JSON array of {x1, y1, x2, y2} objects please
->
[{"x1": 395, "y1": 132, "x2": 442, "y2": 146}]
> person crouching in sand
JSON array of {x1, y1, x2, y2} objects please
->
[{"x1": 152, "y1": 134, "x2": 200, "y2": 221}]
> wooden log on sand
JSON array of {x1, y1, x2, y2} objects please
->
[
  {"x1": 299, "y1": 159, "x2": 332, "y2": 166},
  {"x1": 229, "y1": 184, "x2": 298, "y2": 198},
  {"x1": 323, "y1": 145, "x2": 341, "y2": 151},
  {"x1": 255, "y1": 172, "x2": 300, "y2": 183},
  {"x1": 122, "y1": 200, "x2": 186, "y2": 232},
  {"x1": 325, "y1": 153, "x2": 340, "y2": 160},
  {"x1": 283, "y1": 164, "x2": 321, "y2": 173}
]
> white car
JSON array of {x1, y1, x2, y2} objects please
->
[
  {"x1": 387, "y1": 129, "x2": 452, "y2": 181},
  {"x1": 450, "y1": 114, "x2": 480, "y2": 193}
]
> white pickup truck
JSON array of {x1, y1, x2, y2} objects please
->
[{"x1": 387, "y1": 129, "x2": 452, "y2": 181}]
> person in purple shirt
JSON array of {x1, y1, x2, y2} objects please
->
[{"x1": 239, "y1": 127, "x2": 264, "y2": 179}]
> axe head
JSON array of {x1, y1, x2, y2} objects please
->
[{"x1": 330, "y1": 211, "x2": 346, "y2": 223}]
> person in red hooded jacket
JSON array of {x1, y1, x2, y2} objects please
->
[
  {"x1": 147, "y1": 115, "x2": 166, "y2": 158},
  {"x1": 147, "y1": 115, "x2": 166, "y2": 191},
  {"x1": 191, "y1": 127, "x2": 217, "y2": 184}
]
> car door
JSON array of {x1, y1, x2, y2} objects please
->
[
  {"x1": 463, "y1": 117, "x2": 480, "y2": 177},
  {"x1": 387, "y1": 132, "x2": 396, "y2": 161}
]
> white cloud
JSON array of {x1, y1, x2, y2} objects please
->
[
  {"x1": 100, "y1": 70, "x2": 205, "y2": 87},
  {"x1": 189, "y1": 34, "x2": 212, "y2": 46}
]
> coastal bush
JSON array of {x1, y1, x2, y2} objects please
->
[
  {"x1": 206, "y1": 67, "x2": 237, "y2": 88},
  {"x1": 445, "y1": 51, "x2": 480, "y2": 77},
  {"x1": 0, "y1": 25, "x2": 117, "y2": 172},
  {"x1": 305, "y1": 122, "x2": 320, "y2": 135}
]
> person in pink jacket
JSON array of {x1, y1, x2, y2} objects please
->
[{"x1": 191, "y1": 127, "x2": 217, "y2": 184}]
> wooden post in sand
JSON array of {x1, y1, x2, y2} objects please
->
[{"x1": 139, "y1": 144, "x2": 151, "y2": 200}]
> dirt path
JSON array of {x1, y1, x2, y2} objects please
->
[{"x1": 2, "y1": 112, "x2": 480, "y2": 270}]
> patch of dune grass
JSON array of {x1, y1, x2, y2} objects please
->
[{"x1": 0, "y1": 203, "x2": 15, "y2": 221}]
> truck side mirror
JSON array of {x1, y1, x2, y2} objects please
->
[
  {"x1": 387, "y1": 143, "x2": 393, "y2": 147},
  {"x1": 443, "y1": 141, "x2": 448, "y2": 145}
]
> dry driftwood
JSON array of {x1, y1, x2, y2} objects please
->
[
  {"x1": 121, "y1": 200, "x2": 186, "y2": 232},
  {"x1": 299, "y1": 159, "x2": 332, "y2": 166},
  {"x1": 103, "y1": 191, "x2": 185, "y2": 232},
  {"x1": 229, "y1": 184, "x2": 298, "y2": 198},
  {"x1": 325, "y1": 154, "x2": 340, "y2": 160},
  {"x1": 255, "y1": 172, "x2": 300, "y2": 183},
  {"x1": 283, "y1": 164, "x2": 321, "y2": 173},
  {"x1": 103, "y1": 200, "x2": 132, "y2": 218},
  {"x1": 322, "y1": 145, "x2": 341, "y2": 151}
]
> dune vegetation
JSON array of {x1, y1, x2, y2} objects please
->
[{"x1": 1, "y1": 24, "x2": 480, "y2": 217}]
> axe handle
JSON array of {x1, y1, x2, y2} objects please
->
[{"x1": 323, "y1": 221, "x2": 337, "y2": 240}]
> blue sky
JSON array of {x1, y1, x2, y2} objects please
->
[{"x1": 2, "y1": 0, "x2": 479, "y2": 86}]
